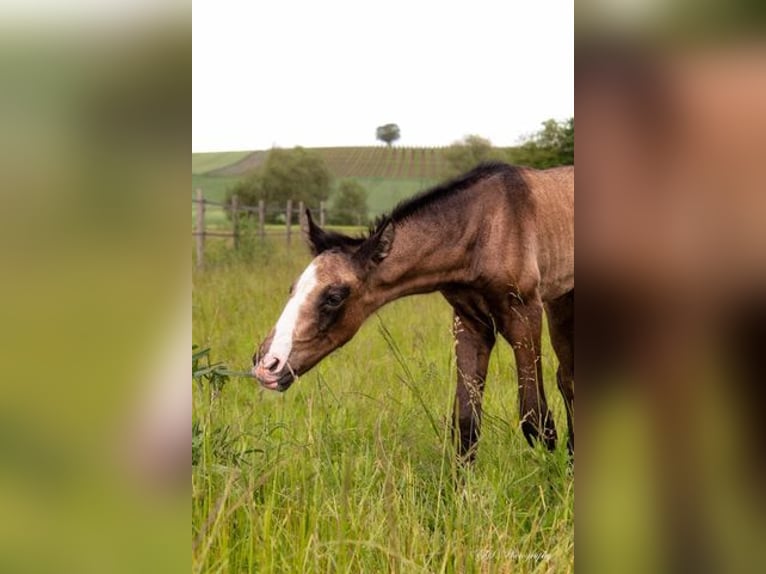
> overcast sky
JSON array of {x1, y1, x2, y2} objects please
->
[{"x1": 193, "y1": 0, "x2": 573, "y2": 152}]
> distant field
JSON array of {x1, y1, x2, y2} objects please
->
[
  {"x1": 192, "y1": 174, "x2": 243, "y2": 202},
  {"x1": 196, "y1": 147, "x2": 452, "y2": 180},
  {"x1": 208, "y1": 150, "x2": 270, "y2": 177},
  {"x1": 312, "y1": 147, "x2": 450, "y2": 180},
  {"x1": 192, "y1": 151, "x2": 253, "y2": 174},
  {"x1": 356, "y1": 177, "x2": 432, "y2": 216}
]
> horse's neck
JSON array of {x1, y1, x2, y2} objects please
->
[{"x1": 371, "y1": 216, "x2": 477, "y2": 303}]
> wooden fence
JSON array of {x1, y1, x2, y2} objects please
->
[{"x1": 192, "y1": 189, "x2": 330, "y2": 268}]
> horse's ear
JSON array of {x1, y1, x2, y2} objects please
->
[
  {"x1": 356, "y1": 219, "x2": 394, "y2": 267},
  {"x1": 304, "y1": 208, "x2": 328, "y2": 256},
  {"x1": 304, "y1": 208, "x2": 364, "y2": 256},
  {"x1": 373, "y1": 220, "x2": 395, "y2": 262}
]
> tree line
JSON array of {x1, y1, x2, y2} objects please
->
[
  {"x1": 224, "y1": 118, "x2": 573, "y2": 226},
  {"x1": 442, "y1": 118, "x2": 573, "y2": 176}
]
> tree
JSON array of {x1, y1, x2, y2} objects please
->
[
  {"x1": 376, "y1": 123, "x2": 401, "y2": 147},
  {"x1": 223, "y1": 174, "x2": 265, "y2": 221},
  {"x1": 443, "y1": 134, "x2": 506, "y2": 177},
  {"x1": 330, "y1": 180, "x2": 369, "y2": 226},
  {"x1": 260, "y1": 147, "x2": 332, "y2": 208},
  {"x1": 558, "y1": 117, "x2": 574, "y2": 165},
  {"x1": 224, "y1": 146, "x2": 332, "y2": 223},
  {"x1": 508, "y1": 117, "x2": 574, "y2": 168}
]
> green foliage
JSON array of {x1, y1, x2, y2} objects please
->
[
  {"x1": 560, "y1": 117, "x2": 574, "y2": 164},
  {"x1": 330, "y1": 180, "x2": 369, "y2": 225},
  {"x1": 192, "y1": 346, "x2": 258, "y2": 472},
  {"x1": 192, "y1": 345, "x2": 230, "y2": 399},
  {"x1": 222, "y1": 174, "x2": 266, "y2": 220},
  {"x1": 375, "y1": 123, "x2": 401, "y2": 147},
  {"x1": 443, "y1": 134, "x2": 507, "y2": 178},
  {"x1": 260, "y1": 147, "x2": 333, "y2": 208},
  {"x1": 508, "y1": 117, "x2": 574, "y2": 169},
  {"x1": 223, "y1": 146, "x2": 332, "y2": 223},
  {"x1": 440, "y1": 120, "x2": 574, "y2": 177}
]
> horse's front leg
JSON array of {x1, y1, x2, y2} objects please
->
[
  {"x1": 500, "y1": 294, "x2": 558, "y2": 450},
  {"x1": 451, "y1": 307, "x2": 496, "y2": 463}
]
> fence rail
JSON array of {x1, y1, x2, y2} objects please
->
[{"x1": 193, "y1": 189, "x2": 333, "y2": 268}]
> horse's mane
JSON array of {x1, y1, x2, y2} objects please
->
[{"x1": 365, "y1": 161, "x2": 524, "y2": 237}]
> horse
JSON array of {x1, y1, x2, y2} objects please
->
[{"x1": 252, "y1": 162, "x2": 574, "y2": 461}]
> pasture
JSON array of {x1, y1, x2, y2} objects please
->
[{"x1": 192, "y1": 239, "x2": 574, "y2": 573}]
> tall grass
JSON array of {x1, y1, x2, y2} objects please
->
[{"x1": 192, "y1": 239, "x2": 573, "y2": 573}]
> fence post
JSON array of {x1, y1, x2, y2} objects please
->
[
  {"x1": 231, "y1": 194, "x2": 239, "y2": 250},
  {"x1": 320, "y1": 201, "x2": 326, "y2": 227},
  {"x1": 258, "y1": 200, "x2": 265, "y2": 240},
  {"x1": 285, "y1": 199, "x2": 293, "y2": 246},
  {"x1": 195, "y1": 188, "x2": 205, "y2": 269},
  {"x1": 297, "y1": 201, "x2": 304, "y2": 237}
]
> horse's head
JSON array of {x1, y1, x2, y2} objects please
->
[{"x1": 252, "y1": 210, "x2": 394, "y2": 391}]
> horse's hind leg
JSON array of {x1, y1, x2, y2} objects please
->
[
  {"x1": 545, "y1": 289, "x2": 574, "y2": 455},
  {"x1": 498, "y1": 293, "x2": 558, "y2": 450},
  {"x1": 445, "y1": 296, "x2": 496, "y2": 463}
]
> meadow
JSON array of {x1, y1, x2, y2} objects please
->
[{"x1": 192, "y1": 238, "x2": 574, "y2": 573}]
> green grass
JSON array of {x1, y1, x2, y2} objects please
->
[
  {"x1": 193, "y1": 174, "x2": 243, "y2": 203},
  {"x1": 192, "y1": 241, "x2": 574, "y2": 573},
  {"x1": 349, "y1": 177, "x2": 435, "y2": 216}
]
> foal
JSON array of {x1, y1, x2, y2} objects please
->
[{"x1": 252, "y1": 162, "x2": 574, "y2": 460}]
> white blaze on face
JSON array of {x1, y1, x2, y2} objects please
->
[{"x1": 264, "y1": 260, "x2": 319, "y2": 371}]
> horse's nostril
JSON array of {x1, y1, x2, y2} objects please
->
[{"x1": 264, "y1": 357, "x2": 280, "y2": 372}]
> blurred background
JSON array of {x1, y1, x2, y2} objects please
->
[
  {"x1": 0, "y1": 2, "x2": 189, "y2": 573},
  {"x1": 576, "y1": 1, "x2": 766, "y2": 573}
]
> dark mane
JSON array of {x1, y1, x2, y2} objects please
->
[{"x1": 367, "y1": 162, "x2": 524, "y2": 236}]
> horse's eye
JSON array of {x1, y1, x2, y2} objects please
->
[
  {"x1": 323, "y1": 286, "x2": 349, "y2": 309},
  {"x1": 325, "y1": 293, "x2": 344, "y2": 308}
]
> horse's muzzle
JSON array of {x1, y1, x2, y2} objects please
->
[{"x1": 252, "y1": 353, "x2": 296, "y2": 392}]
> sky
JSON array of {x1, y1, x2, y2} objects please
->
[{"x1": 193, "y1": 0, "x2": 573, "y2": 152}]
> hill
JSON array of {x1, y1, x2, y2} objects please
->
[
  {"x1": 205, "y1": 146, "x2": 451, "y2": 180},
  {"x1": 192, "y1": 151, "x2": 253, "y2": 175}
]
